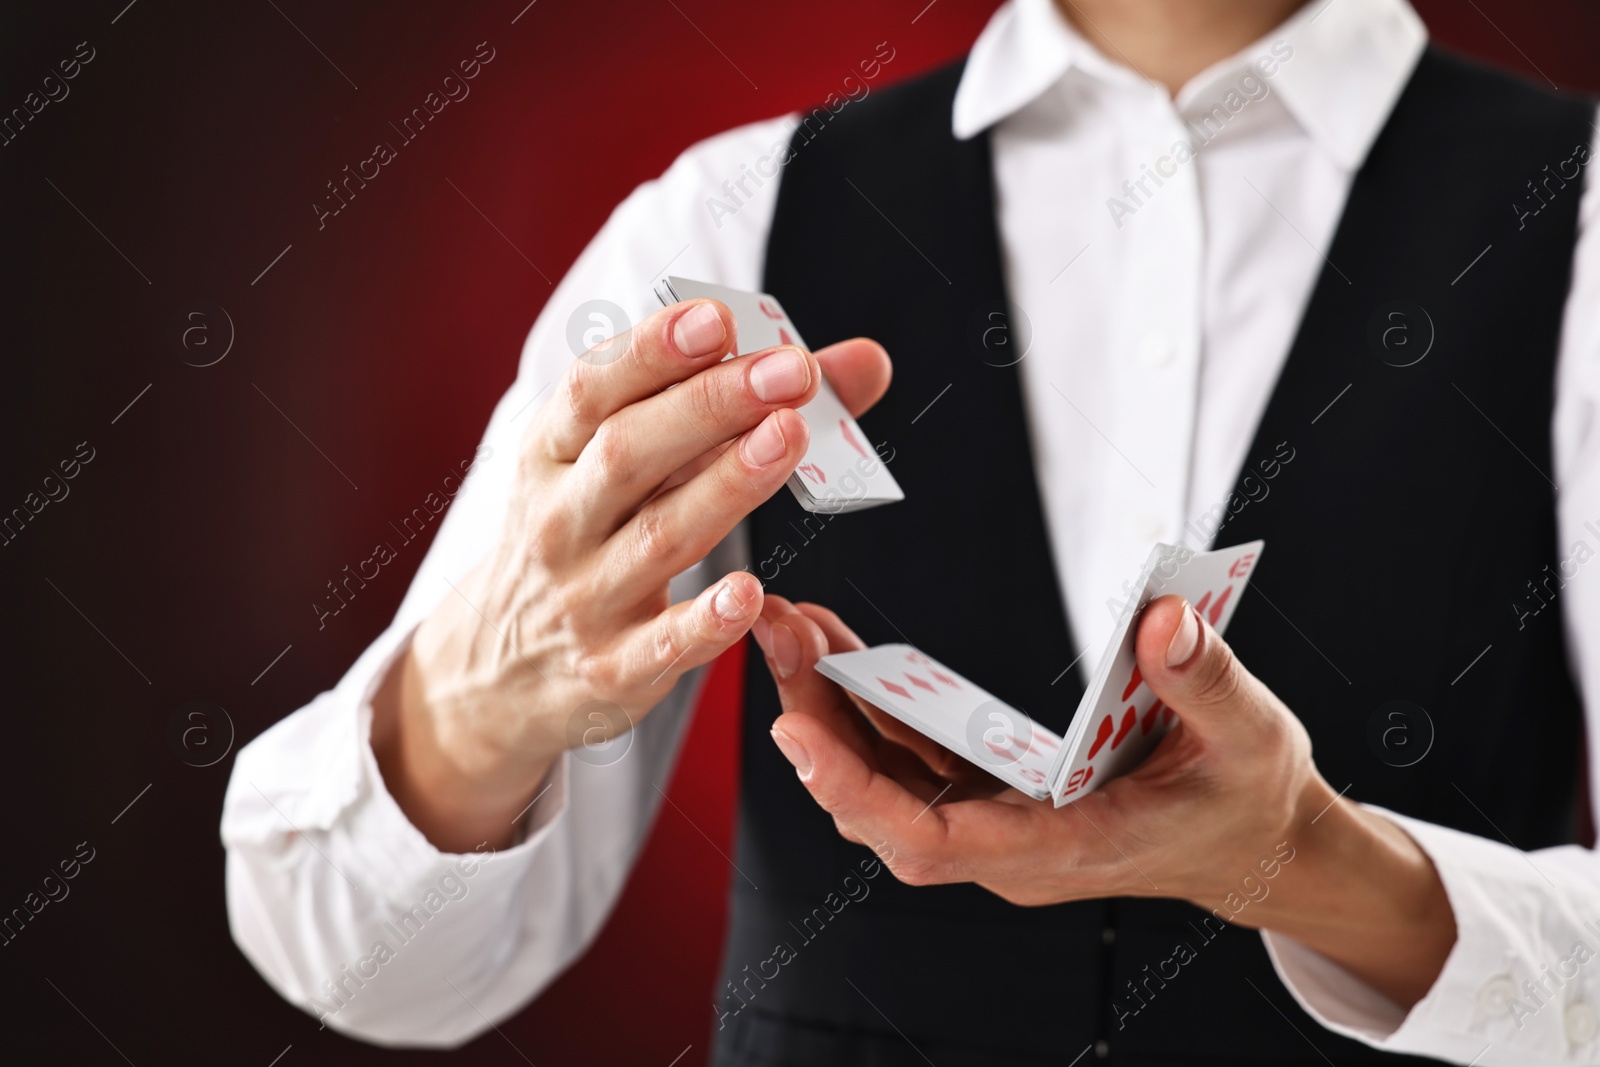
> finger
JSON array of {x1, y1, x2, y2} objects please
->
[
  {"x1": 876, "y1": 744, "x2": 967, "y2": 800},
  {"x1": 771, "y1": 704, "x2": 952, "y2": 869},
  {"x1": 813, "y1": 338, "x2": 892, "y2": 418},
  {"x1": 601, "y1": 409, "x2": 810, "y2": 596},
  {"x1": 648, "y1": 449, "x2": 719, "y2": 500},
  {"x1": 574, "y1": 345, "x2": 820, "y2": 535},
  {"x1": 791, "y1": 602, "x2": 865, "y2": 649},
  {"x1": 825, "y1": 743, "x2": 955, "y2": 849},
  {"x1": 748, "y1": 593, "x2": 797, "y2": 659},
  {"x1": 1134, "y1": 594, "x2": 1273, "y2": 745},
  {"x1": 776, "y1": 707, "x2": 1054, "y2": 888},
  {"x1": 794, "y1": 604, "x2": 982, "y2": 782},
  {"x1": 767, "y1": 605, "x2": 1034, "y2": 876},
  {"x1": 757, "y1": 602, "x2": 967, "y2": 791},
  {"x1": 608, "y1": 569, "x2": 764, "y2": 692},
  {"x1": 755, "y1": 600, "x2": 881, "y2": 765},
  {"x1": 541, "y1": 299, "x2": 736, "y2": 461},
  {"x1": 645, "y1": 337, "x2": 887, "y2": 499},
  {"x1": 860, "y1": 704, "x2": 999, "y2": 786}
]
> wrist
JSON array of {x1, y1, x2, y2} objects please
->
[
  {"x1": 1241, "y1": 784, "x2": 1456, "y2": 1007},
  {"x1": 373, "y1": 643, "x2": 557, "y2": 852}
]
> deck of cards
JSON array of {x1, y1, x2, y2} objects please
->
[
  {"x1": 655, "y1": 277, "x2": 904, "y2": 514},
  {"x1": 817, "y1": 540, "x2": 1265, "y2": 806}
]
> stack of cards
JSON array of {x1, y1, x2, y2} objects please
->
[
  {"x1": 655, "y1": 277, "x2": 904, "y2": 514},
  {"x1": 817, "y1": 540, "x2": 1265, "y2": 805}
]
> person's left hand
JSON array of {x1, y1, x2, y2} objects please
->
[{"x1": 751, "y1": 593, "x2": 1332, "y2": 912}]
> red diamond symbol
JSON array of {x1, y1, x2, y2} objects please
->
[
  {"x1": 879, "y1": 677, "x2": 912, "y2": 700},
  {"x1": 930, "y1": 668, "x2": 960, "y2": 689},
  {"x1": 907, "y1": 673, "x2": 937, "y2": 693},
  {"x1": 840, "y1": 419, "x2": 869, "y2": 459}
]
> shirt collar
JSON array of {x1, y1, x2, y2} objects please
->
[{"x1": 952, "y1": 0, "x2": 1428, "y2": 172}]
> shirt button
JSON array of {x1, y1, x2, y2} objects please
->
[
  {"x1": 1566, "y1": 1003, "x2": 1599, "y2": 1044},
  {"x1": 1477, "y1": 976, "x2": 1517, "y2": 1016},
  {"x1": 1135, "y1": 332, "x2": 1175, "y2": 370},
  {"x1": 1095, "y1": 1038, "x2": 1111, "y2": 1058},
  {"x1": 1101, "y1": 926, "x2": 1117, "y2": 945}
]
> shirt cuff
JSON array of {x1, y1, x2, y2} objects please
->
[
  {"x1": 335, "y1": 632, "x2": 572, "y2": 905},
  {"x1": 1262, "y1": 804, "x2": 1600, "y2": 1066}
]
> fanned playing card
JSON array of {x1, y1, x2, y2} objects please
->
[
  {"x1": 655, "y1": 277, "x2": 904, "y2": 514},
  {"x1": 816, "y1": 645, "x2": 1063, "y2": 799},
  {"x1": 1045, "y1": 540, "x2": 1263, "y2": 806},
  {"x1": 816, "y1": 541, "x2": 1265, "y2": 805}
]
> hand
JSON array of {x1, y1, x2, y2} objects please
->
[
  {"x1": 755, "y1": 594, "x2": 1456, "y2": 1007},
  {"x1": 372, "y1": 299, "x2": 891, "y2": 851}
]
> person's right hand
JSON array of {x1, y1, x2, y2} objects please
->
[{"x1": 371, "y1": 298, "x2": 892, "y2": 850}]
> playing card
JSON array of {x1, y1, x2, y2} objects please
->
[
  {"x1": 655, "y1": 277, "x2": 904, "y2": 514},
  {"x1": 812, "y1": 541, "x2": 1265, "y2": 805},
  {"x1": 1047, "y1": 540, "x2": 1265, "y2": 806},
  {"x1": 817, "y1": 644, "x2": 1061, "y2": 799}
]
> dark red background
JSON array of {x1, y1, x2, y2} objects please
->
[{"x1": 3, "y1": 2, "x2": 1597, "y2": 1064}]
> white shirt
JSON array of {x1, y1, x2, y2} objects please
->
[{"x1": 221, "y1": 0, "x2": 1600, "y2": 1060}]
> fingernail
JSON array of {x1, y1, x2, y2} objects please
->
[
  {"x1": 673, "y1": 303, "x2": 725, "y2": 358},
  {"x1": 771, "y1": 622, "x2": 801, "y2": 678},
  {"x1": 751, "y1": 616, "x2": 772, "y2": 654},
  {"x1": 749, "y1": 347, "x2": 810, "y2": 403},
  {"x1": 713, "y1": 581, "x2": 749, "y2": 623},
  {"x1": 1166, "y1": 605, "x2": 1201, "y2": 668},
  {"x1": 741, "y1": 412, "x2": 788, "y2": 468},
  {"x1": 770, "y1": 727, "x2": 812, "y2": 779}
]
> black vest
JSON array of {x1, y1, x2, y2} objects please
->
[{"x1": 715, "y1": 48, "x2": 1592, "y2": 1067}]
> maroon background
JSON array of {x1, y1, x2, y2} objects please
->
[{"x1": 3, "y1": 2, "x2": 1597, "y2": 1064}]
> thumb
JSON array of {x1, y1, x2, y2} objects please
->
[
  {"x1": 1134, "y1": 594, "x2": 1268, "y2": 743},
  {"x1": 813, "y1": 337, "x2": 891, "y2": 418}
]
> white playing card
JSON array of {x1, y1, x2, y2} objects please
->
[
  {"x1": 656, "y1": 277, "x2": 904, "y2": 514},
  {"x1": 816, "y1": 644, "x2": 1061, "y2": 799},
  {"x1": 1047, "y1": 540, "x2": 1265, "y2": 806},
  {"x1": 813, "y1": 541, "x2": 1265, "y2": 805}
]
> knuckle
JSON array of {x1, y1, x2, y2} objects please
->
[
  {"x1": 630, "y1": 506, "x2": 671, "y2": 564},
  {"x1": 542, "y1": 578, "x2": 587, "y2": 627},
  {"x1": 573, "y1": 650, "x2": 621, "y2": 693},
  {"x1": 561, "y1": 366, "x2": 602, "y2": 429},
  {"x1": 1257, "y1": 713, "x2": 1290, "y2": 756},
  {"x1": 1257, "y1": 702, "x2": 1302, "y2": 756},
  {"x1": 516, "y1": 419, "x2": 547, "y2": 476},
  {"x1": 629, "y1": 310, "x2": 679, "y2": 372},
  {"x1": 692, "y1": 362, "x2": 740, "y2": 423},
  {"x1": 710, "y1": 446, "x2": 755, "y2": 503},
  {"x1": 648, "y1": 623, "x2": 687, "y2": 678},
  {"x1": 526, "y1": 499, "x2": 573, "y2": 550},
  {"x1": 1192, "y1": 641, "x2": 1244, "y2": 707},
  {"x1": 586, "y1": 420, "x2": 634, "y2": 482}
]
